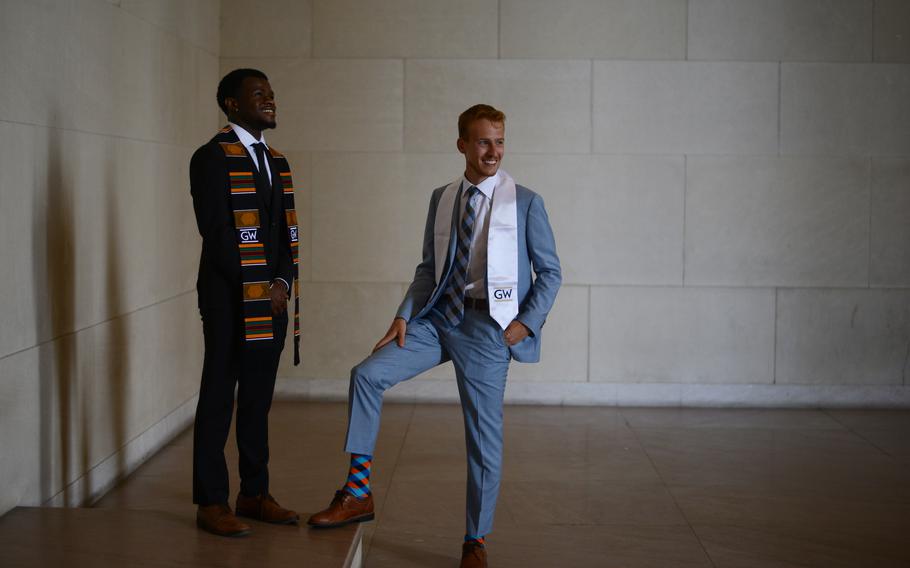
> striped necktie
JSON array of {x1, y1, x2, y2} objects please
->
[{"x1": 438, "y1": 185, "x2": 481, "y2": 327}]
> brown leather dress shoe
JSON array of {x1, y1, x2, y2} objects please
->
[
  {"x1": 196, "y1": 504, "x2": 251, "y2": 537},
  {"x1": 236, "y1": 493, "x2": 300, "y2": 524},
  {"x1": 306, "y1": 490, "x2": 374, "y2": 528},
  {"x1": 460, "y1": 541, "x2": 488, "y2": 568}
]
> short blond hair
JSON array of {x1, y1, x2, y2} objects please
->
[{"x1": 458, "y1": 104, "x2": 506, "y2": 139}]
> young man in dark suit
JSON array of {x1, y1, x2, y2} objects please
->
[{"x1": 190, "y1": 68, "x2": 300, "y2": 537}]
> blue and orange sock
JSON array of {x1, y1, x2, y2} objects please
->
[
  {"x1": 464, "y1": 535, "x2": 485, "y2": 547},
  {"x1": 344, "y1": 453, "x2": 372, "y2": 499}
]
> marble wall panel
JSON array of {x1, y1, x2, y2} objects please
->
[
  {"x1": 193, "y1": 49, "x2": 222, "y2": 143},
  {"x1": 777, "y1": 289, "x2": 910, "y2": 385},
  {"x1": 0, "y1": 122, "x2": 43, "y2": 358},
  {"x1": 0, "y1": 0, "x2": 217, "y2": 520},
  {"x1": 221, "y1": 0, "x2": 310, "y2": 58},
  {"x1": 28, "y1": 328, "x2": 96, "y2": 500},
  {"x1": 871, "y1": 158, "x2": 910, "y2": 287},
  {"x1": 874, "y1": 0, "x2": 910, "y2": 62},
  {"x1": 313, "y1": 0, "x2": 496, "y2": 58},
  {"x1": 590, "y1": 287, "x2": 776, "y2": 384},
  {"x1": 109, "y1": 138, "x2": 159, "y2": 314},
  {"x1": 0, "y1": 347, "x2": 43, "y2": 514},
  {"x1": 781, "y1": 63, "x2": 910, "y2": 155},
  {"x1": 685, "y1": 156, "x2": 870, "y2": 287},
  {"x1": 154, "y1": 144, "x2": 198, "y2": 302},
  {"x1": 594, "y1": 62, "x2": 778, "y2": 155},
  {"x1": 221, "y1": 57, "x2": 403, "y2": 152},
  {"x1": 509, "y1": 285, "x2": 589, "y2": 383},
  {"x1": 405, "y1": 59, "x2": 591, "y2": 154},
  {"x1": 500, "y1": 0, "x2": 686, "y2": 60},
  {"x1": 309, "y1": 152, "x2": 462, "y2": 283},
  {"x1": 688, "y1": 0, "x2": 872, "y2": 61},
  {"x1": 278, "y1": 282, "x2": 409, "y2": 379},
  {"x1": 153, "y1": 294, "x2": 203, "y2": 418},
  {"x1": 120, "y1": 0, "x2": 220, "y2": 53},
  {"x1": 0, "y1": 0, "x2": 75, "y2": 129},
  {"x1": 505, "y1": 154, "x2": 684, "y2": 285}
]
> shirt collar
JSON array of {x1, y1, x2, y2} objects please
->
[
  {"x1": 461, "y1": 172, "x2": 498, "y2": 200},
  {"x1": 229, "y1": 122, "x2": 267, "y2": 148}
]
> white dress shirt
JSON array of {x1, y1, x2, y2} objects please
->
[
  {"x1": 230, "y1": 122, "x2": 272, "y2": 182},
  {"x1": 459, "y1": 173, "x2": 497, "y2": 299}
]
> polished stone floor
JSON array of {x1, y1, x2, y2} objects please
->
[{"x1": 6, "y1": 402, "x2": 910, "y2": 567}]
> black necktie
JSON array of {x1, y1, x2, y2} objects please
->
[{"x1": 252, "y1": 142, "x2": 271, "y2": 207}]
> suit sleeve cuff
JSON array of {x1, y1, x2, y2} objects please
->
[{"x1": 516, "y1": 314, "x2": 542, "y2": 337}]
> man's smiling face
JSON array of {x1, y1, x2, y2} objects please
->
[
  {"x1": 228, "y1": 76, "x2": 276, "y2": 132},
  {"x1": 458, "y1": 118, "x2": 504, "y2": 185}
]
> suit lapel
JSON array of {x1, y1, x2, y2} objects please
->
[{"x1": 433, "y1": 179, "x2": 463, "y2": 284}]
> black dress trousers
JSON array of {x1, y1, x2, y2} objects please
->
[{"x1": 192, "y1": 305, "x2": 288, "y2": 505}]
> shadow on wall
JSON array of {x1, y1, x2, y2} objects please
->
[
  {"x1": 103, "y1": 140, "x2": 128, "y2": 502},
  {"x1": 36, "y1": 119, "x2": 129, "y2": 507}
]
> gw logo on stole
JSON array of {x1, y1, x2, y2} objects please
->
[
  {"x1": 493, "y1": 287, "x2": 514, "y2": 302},
  {"x1": 239, "y1": 228, "x2": 258, "y2": 242},
  {"x1": 289, "y1": 226, "x2": 299, "y2": 242}
]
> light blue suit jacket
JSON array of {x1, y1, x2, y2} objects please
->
[{"x1": 396, "y1": 182, "x2": 562, "y2": 363}]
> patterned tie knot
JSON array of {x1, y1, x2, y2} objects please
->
[
  {"x1": 461, "y1": 186, "x2": 481, "y2": 234},
  {"x1": 466, "y1": 185, "x2": 481, "y2": 210}
]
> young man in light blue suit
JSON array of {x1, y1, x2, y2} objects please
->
[{"x1": 308, "y1": 104, "x2": 561, "y2": 568}]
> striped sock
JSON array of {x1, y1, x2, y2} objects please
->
[
  {"x1": 464, "y1": 535, "x2": 485, "y2": 547},
  {"x1": 344, "y1": 453, "x2": 372, "y2": 499}
]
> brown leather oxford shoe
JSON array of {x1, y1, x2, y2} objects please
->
[
  {"x1": 460, "y1": 541, "x2": 488, "y2": 568},
  {"x1": 306, "y1": 490, "x2": 374, "y2": 528},
  {"x1": 236, "y1": 493, "x2": 300, "y2": 524},
  {"x1": 196, "y1": 504, "x2": 251, "y2": 537}
]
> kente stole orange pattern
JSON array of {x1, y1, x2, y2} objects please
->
[{"x1": 216, "y1": 126, "x2": 301, "y2": 365}]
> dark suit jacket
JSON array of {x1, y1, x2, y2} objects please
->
[{"x1": 190, "y1": 137, "x2": 295, "y2": 314}]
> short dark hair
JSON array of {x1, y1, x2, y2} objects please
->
[
  {"x1": 458, "y1": 104, "x2": 506, "y2": 139},
  {"x1": 217, "y1": 68, "x2": 269, "y2": 116}
]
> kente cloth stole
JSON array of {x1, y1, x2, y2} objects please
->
[{"x1": 215, "y1": 126, "x2": 301, "y2": 365}]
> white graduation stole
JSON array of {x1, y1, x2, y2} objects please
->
[{"x1": 433, "y1": 171, "x2": 519, "y2": 329}]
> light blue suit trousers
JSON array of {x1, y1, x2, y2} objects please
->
[
  {"x1": 345, "y1": 310, "x2": 510, "y2": 537},
  {"x1": 344, "y1": 181, "x2": 561, "y2": 538}
]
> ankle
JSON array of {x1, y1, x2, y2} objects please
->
[
  {"x1": 343, "y1": 485, "x2": 370, "y2": 499},
  {"x1": 345, "y1": 453, "x2": 373, "y2": 499}
]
